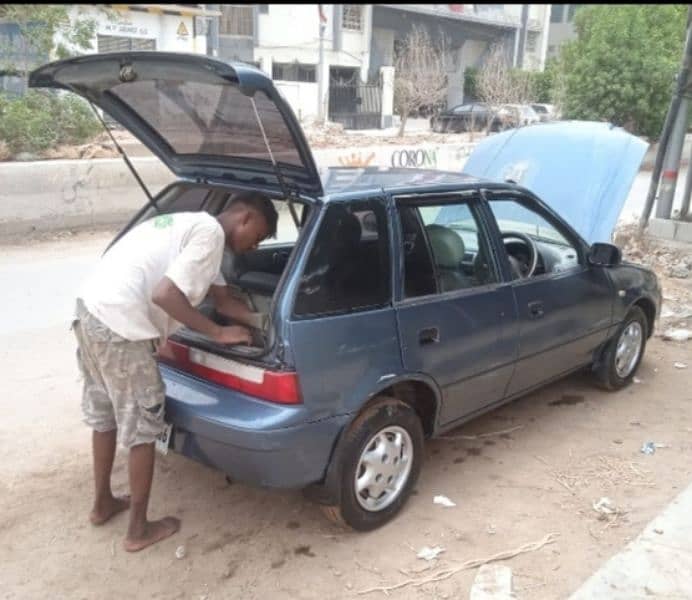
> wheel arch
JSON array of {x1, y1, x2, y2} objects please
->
[{"x1": 632, "y1": 296, "x2": 656, "y2": 338}]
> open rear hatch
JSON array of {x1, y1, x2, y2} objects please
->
[{"x1": 29, "y1": 51, "x2": 323, "y2": 198}]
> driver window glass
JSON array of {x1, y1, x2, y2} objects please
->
[
  {"x1": 399, "y1": 200, "x2": 497, "y2": 298},
  {"x1": 488, "y1": 199, "x2": 580, "y2": 280}
]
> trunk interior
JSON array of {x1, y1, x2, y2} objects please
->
[{"x1": 123, "y1": 181, "x2": 309, "y2": 363}]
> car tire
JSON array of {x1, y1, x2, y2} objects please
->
[
  {"x1": 593, "y1": 306, "x2": 648, "y2": 391},
  {"x1": 320, "y1": 396, "x2": 424, "y2": 531}
]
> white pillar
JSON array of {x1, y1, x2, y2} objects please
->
[
  {"x1": 259, "y1": 55, "x2": 272, "y2": 76},
  {"x1": 539, "y1": 6, "x2": 551, "y2": 70},
  {"x1": 380, "y1": 66, "x2": 394, "y2": 129}
]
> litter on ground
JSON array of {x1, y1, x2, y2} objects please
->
[{"x1": 433, "y1": 495, "x2": 456, "y2": 508}]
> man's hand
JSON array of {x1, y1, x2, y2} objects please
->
[
  {"x1": 213, "y1": 325, "x2": 253, "y2": 346},
  {"x1": 209, "y1": 285, "x2": 256, "y2": 327}
]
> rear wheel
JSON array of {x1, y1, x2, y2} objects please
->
[
  {"x1": 593, "y1": 306, "x2": 647, "y2": 390},
  {"x1": 320, "y1": 397, "x2": 424, "y2": 531}
]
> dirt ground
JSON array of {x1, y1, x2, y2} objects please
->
[{"x1": 1, "y1": 232, "x2": 691, "y2": 600}]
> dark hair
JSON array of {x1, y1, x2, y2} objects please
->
[{"x1": 229, "y1": 192, "x2": 278, "y2": 239}]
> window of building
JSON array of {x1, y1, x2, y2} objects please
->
[
  {"x1": 272, "y1": 62, "x2": 316, "y2": 83},
  {"x1": 550, "y1": 4, "x2": 565, "y2": 23},
  {"x1": 220, "y1": 5, "x2": 253, "y2": 36},
  {"x1": 342, "y1": 5, "x2": 363, "y2": 31},
  {"x1": 525, "y1": 31, "x2": 539, "y2": 53},
  {"x1": 97, "y1": 35, "x2": 156, "y2": 53},
  {"x1": 567, "y1": 4, "x2": 582, "y2": 21},
  {"x1": 293, "y1": 201, "x2": 391, "y2": 317}
]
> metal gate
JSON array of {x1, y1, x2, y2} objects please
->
[{"x1": 329, "y1": 76, "x2": 382, "y2": 130}]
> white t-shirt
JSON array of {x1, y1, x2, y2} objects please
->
[{"x1": 79, "y1": 212, "x2": 227, "y2": 341}]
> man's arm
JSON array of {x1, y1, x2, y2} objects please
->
[
  {"x1": 208, "y1": 285, "x2": 260, "y2": 328},
  {"x1": 152, "y1": 277, "x2": 252, "y2": 345}
]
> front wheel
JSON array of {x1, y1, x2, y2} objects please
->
[
  {"x1": 321, "y1": 397, "x2": 424, "y2": 531},
  {"x1": 593, "y1": 306, "x2": 647, "y2": 390}
]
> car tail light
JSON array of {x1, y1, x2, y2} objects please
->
[{"x1": 158, "y1": 340, "x2": 302, "y2": 405}]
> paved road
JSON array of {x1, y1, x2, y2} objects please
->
[
  {"x1": 0, "y1": 238, "x2": 104, "y2": 336},
  {"x1": 2, "y1": 226, "x2": 692, "y2": 598}
]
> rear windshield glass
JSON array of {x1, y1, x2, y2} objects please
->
[{"x1": 110, "y1": 80, "x2": 305, "y2": 167}]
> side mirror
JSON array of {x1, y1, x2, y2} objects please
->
[{"x1": 588, "y1": 242, "x2": 621, "y2": 267}]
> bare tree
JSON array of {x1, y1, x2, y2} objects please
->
[
  {"x1": 394, "y1": 25, "x2": 448, "y2": 137},
  {"x1": 477, "y1": 43, "x2": 534, "y2": 134}
]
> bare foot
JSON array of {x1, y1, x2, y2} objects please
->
[
  {"x1": 89, "y1": 495, "x2": 131, "y2": 526},
  {"x1": 124, "y1": 517, "x2": 181, "y2": 552}
]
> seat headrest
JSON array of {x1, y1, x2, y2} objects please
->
[
  {"x1": 324, "y1": 206, "x2": 362, "y2": 249},
  {"x1": 426, "y1": 224, "x2": 465, "y2": 268}
]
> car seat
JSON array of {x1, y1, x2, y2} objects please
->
[{"x1": 425, "y1": 224, "x2": 471, "y2": 292}]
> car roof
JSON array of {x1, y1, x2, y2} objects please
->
[{"x1": 320, "y1": 167, "x2": 501, "y2": 200}]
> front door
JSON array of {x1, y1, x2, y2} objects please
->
[
  {"x1": 483, "y1": 193, "x2": 613, "y2": 396},
  {"x1": 394, "y1": 195, "x2": 518, "y2": 426}
]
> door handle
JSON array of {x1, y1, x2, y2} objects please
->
[
  {"x1": 419, "y1": 327, "x2": 440, "y2": 345},
  {"x1": 528, "y1": 301, "x2": 545, "y2": 319}
]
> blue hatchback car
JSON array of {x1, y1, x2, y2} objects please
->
[{"x1": 31, "y1": 53, "x2": 661, "y2": 531}]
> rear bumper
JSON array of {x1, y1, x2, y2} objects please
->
[{"x1": 160, "y1": 364, "x2": 350, "y2": 488}]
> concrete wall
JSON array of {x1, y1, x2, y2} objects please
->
[
  {"x1": 274, "y1": 81, "x2": 319, "y2": 121},
  {"x1": 0, "y1": 159, "x2": 175, "y2": 236},
  {"x1": 0, "y1": 141, "x2": 477, "y2": 236}
]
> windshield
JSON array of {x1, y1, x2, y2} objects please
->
[{"x1": 490, "y1": 201, "x2": 570, "y2": 245}]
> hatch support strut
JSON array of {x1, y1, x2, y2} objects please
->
[
  {"x1": 88, "y1": 102, "x2": 159, "y2": 212},
  {"x1": 249, "y1": 97, "x2": 301, "y2": 229}
]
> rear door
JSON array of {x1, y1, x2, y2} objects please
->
[
  {"x1": 393, "y1": 194, "x2": 518, "y2": 426},
  {"x1": 288, "y1": 198, "x2": 403, "y2": 414}
]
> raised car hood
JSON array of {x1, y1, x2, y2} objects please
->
[
  {"x1": 29, "y1": 52, "x2": 323, "y2": 198},
  {"x1": 463, "y1": 121, "x2": 648, "y2": 243}
]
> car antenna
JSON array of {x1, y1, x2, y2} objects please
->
[
  {"x1": 248, "y1": 95, "x2": 301, "y2": 229},
  {"x1": 87, "y1": 101, "x2": 158, "y2": 213}
]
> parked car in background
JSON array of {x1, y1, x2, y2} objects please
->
[
  {"x1": 531, "y1": 103, "x2": 558, "y2": 122},
  {"x1": 430, "y1": 102, "x2": 493, "y2": 133},
  {"x1": 431, "y1": 102, "x2": 540, "y2": 133},
  {"x1": 496, "y1": 104, "x2": 540, "y2": 129},
  {"x1": 31, "y1": 52, "x2": 660, "y2": 533}
]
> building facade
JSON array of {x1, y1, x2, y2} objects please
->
[
  {"x1": 213, "y1": 4, "x2": 551, "y2": 127},
  {"x1": 0, "y1": 4, "x2": 218, "y2": 94},
  {"x1": 547, "y1": 4, "x2": 581, "y2": 60},
  {"x1": 74, "y1": 4, "x2": 216, "y2": 56}
]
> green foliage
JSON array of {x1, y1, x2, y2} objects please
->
[
  {"x1": 529, "y1": 59, "x2": 558, "y2": 104},
  {"x1": 0, "y1": 4, "x2": 98, "y2": 90},
  {"x1": 557, "y1": 4, "x2": 687, "y2": 140},
  {"x1": 0, "y1": 91, "x2": 101, "y2": 155},
  {"x1": 0, "y1": 5, "x2": 109, "y2": 156},
  {"x1": 463, "y1": 67, "x2": 479, "y2": 101}
]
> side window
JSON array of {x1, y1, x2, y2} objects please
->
[
  {"x1": 399, "y1": 200, "x2": 497, "y2": 298},
  {"x1": 293, "y1": 200, "x2": 391, "y2": 317},
  {"x1": 488, "y1": 198, "x2": 581, "y2": 280}
]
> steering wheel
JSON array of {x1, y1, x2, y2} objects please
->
[{"x1": 501, "y1": 231, "x2": 538, "y2": 279}]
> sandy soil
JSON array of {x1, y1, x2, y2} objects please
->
[{"x1": 1, "y1": 234, "x2": 692, "y2": 600}]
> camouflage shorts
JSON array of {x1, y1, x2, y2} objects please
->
[{"x1": 72, "y1": 299, "x2": 165, "y2": 448}]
